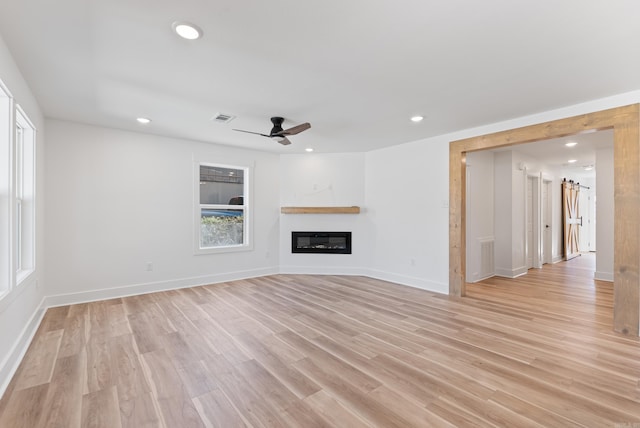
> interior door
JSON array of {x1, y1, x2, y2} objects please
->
[
  {"x1": 526, "y1": 177, "x2": 534, "y2": 268},
  {"x1": 542, "y1": 180, "x2": 551, "y2": 264},
  {"x1": 578, "y1": 189, "x2": 591, "y2": 253},
  {"x1": 562, "y1": 179, "x2": 581, "y2": 260}
]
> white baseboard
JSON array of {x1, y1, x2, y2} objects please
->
[
  {"x1": 552, "y1": 255, "x2": 564, "y2": 263},
  {"x1": 365, "y1": 269, "x2": 448, "y2": 294},
  {"x1": 470, "y1": 273, "x2": 495, "y2": 283},
  {"x1": 495, "y1": 266, "x2": 528, "y2": 279},
  {"x1": 278, "y1": 265, "x2": 368, "y2": 276},
  {"x1": 278, "y1": 266, "x2": 448, "y2": 294},
  {"x1": 594, "y1": 271, "x2": 614, "y2": 282},
  {"x1": 44, "y1": 267, "x2": 279, "y2": 308},
  {"x1": 0, "y1": 297, "x2": 46, "y2": 399}
]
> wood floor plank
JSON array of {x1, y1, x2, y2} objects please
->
[
  {"x1": 81, "y1": 386, "x2": 122, "y2": 428},
  {"x1": 233, "y1": 332, "x2": 321, "y2": 399},
  {"x1": 58, "y1": 304, "x2": 88, "y2": 358},
  {"x1": 192, "y1": 388, "x2": 248, "y2": 428},
  {"x1": 85, "y1": 336, "x2": 114, "y2": 394},
  {"x1": 3, "y1": 253, "x2": 640, "y2": 427},
  {"x1": 106, "y1": 303, "x2": 132, "y2": 337},
  {"x1": 303, "y1": 390, "x2": 370, "y2": 428},
  {"x1": 38, "y1": 306, "x2": 70, "y2": 333},
  {"x1": 13, "y1": 329, "x2": 64, "y2": 391},
  {"x1": 118, "y1": 392, "x2": 162, "y2": 428},
  {"x1": 176, "y1": 360, "x2": 218, "y2": 399},
  {"x1": 36, "y1": 353, "x2": 85, "y2": 428},
  {"x1": 204, "y1": 353, "x2": 290, "y2": 428},
  {"x1": 108, "y1": 334, "x2": 153, "y2": 419},
  {"x1": 140, "y1": 349, "x2": 205, "y2": 427},
  {"x1": 0, "y1": 384, "x2": 49, "y2": 428}
]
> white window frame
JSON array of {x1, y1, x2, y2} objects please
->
[
  {"x1": 194, "y1": 161, "x2": 252, "y2": 254},
  {"x1": 0, "y1": 79, "x2": 12, "y2": 299},
  {"x1": 14, "y1": 105, "x2": 36, "y2": 285}
]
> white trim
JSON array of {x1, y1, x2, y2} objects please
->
[
  {"x1": 552, "y1": 255, "x2": 564, "y2": 264},
  {"x1": 0, "y1": 88, "x2": 14, "y2": 300},
  {"x1": 43, "y1": 267, "x2": 278, "y2": 308},
  {"x1": 13, "y1": 104, "x2": 36, "y2": 286},
  {"x1": 194, "y1": 161, "x2": 253, "y2": 255},
  {"x1": 0, "y1": 271, "x2": 35, "y2": 313},
  {"x1": 0, "y1": 297, "x2": 45, "y2": 398},
  {"x1": 364, "y1": 269, "x2": 448, "y2": 294},
  {"x1": 495, "y1": 266, "x2": 528, "y2": 278},
  {"x1": 470, "y1": 273, "x2": 496, "y2": 283},
  {"x1": 594, "y1": 271, "x2": 614, "y2": 282},
  {"x1": 279, "y1": 265, "x2": 368, "y2": 276}
]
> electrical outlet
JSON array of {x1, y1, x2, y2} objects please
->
[{"x1": 146, "y1": 262, "x2": 153, "y2": 271}]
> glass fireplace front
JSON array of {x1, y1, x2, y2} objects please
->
[{"x1": 291, "y1": 231, "x2": 352, "y2": 254}]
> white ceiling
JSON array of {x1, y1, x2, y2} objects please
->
[
  {"x1": 1, "y1": 1, "x2": 639, "y2": 153},
  {"x1": 490, "y1": 129, "x2": 613, "y2": 181}
]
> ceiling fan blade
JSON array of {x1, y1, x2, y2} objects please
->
[
  {"x1": 279, "y1": 122, "x2": 311, "y2": 136},
  {"x1": 276, "y1": 136, "x2": 292, "y2": 145},
  {"x1": 233, "y1": 129, "x2": 270, "y2": 138}
]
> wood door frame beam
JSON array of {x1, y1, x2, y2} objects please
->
[{"x1": 449, "y1": 104, "x2": 640, "y2": 336}]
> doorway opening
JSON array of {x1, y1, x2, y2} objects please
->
[
  {"x1": 449, "y1": 104, "x2": 640, "y2": 336},
  {"x1": 464, "y1": 134, "x2": 607, "y2": 283}
]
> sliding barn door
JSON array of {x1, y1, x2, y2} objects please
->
[{"x1": 562, "y1": 180, "x2": 581, "y2": 261}]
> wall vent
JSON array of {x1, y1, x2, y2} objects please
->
[
  {"x1": 211, "y1": 113, "x2": 236, "y2": 123},
  {"x1": 479, "y1": 237, "x2": 495, "y2": 279}
]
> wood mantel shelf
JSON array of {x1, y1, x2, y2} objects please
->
[{"x1": 280, "y1": 206, "x2": 361, "y2": 214}]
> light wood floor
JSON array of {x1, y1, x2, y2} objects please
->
[{"x1": 1, "y1": 254, "x2": 639, "y2": 427}]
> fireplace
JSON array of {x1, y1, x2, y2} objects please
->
[{"x1": 291, "y1": 231, "x2": 352, "y2": 254}]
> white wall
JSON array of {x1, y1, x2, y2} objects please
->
[
  {"x1": 466, "y1": 151, "x2": 495, "y2": 282},
  {"x1": 595, "y1": 147, "x2": 614, "y2": 281},
  {"x1": 551, "y1": 172, "x2": 564, "y2": 262},
  {"x1": 0, "y1": 35, "x2": 46, "y2": 395},
  {"x1": 44, "y1": 120, "x2": 281, "y2": 303},
  {"x1": 365, "y1": 139, "x2": 450, "y2": 292},
  {"x1": 362, "y1": 91, "x2": 640, "y2": 294},
  {"x1": 493, "y1": 151, "x2": 514, "y2": 277},
  {"x1": 279, "y1": 153, "x2": 368, "y2": 273}
]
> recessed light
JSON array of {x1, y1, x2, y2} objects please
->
[
  {"x1": 305, "y1": 148, "x2": 314, "y2": 152},
  {"x1": 172, "y1": 22, "x2": 202, "y2": 40},
  {"x1": 136, "y1": 117, "x2": 151, "y2": 124},
  {"x1": 410, "y1": 115, "x2": 424, "y2": 123},
  {"x1": 584, "y1": 165, "x2": 594, "y2": 171},
  {"x1": 565, "y1": 142, "x2": 578, "y2": 147},
  {"x1": 568, "y1": 159, "x2": 577, "y2": 163}
]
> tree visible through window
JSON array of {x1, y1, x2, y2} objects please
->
[{"x1": 197, "y1": 163, "x2": 249, "y2": 251}]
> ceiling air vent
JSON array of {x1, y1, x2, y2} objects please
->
[{"x1": 211, "y1": 113, "x2": 236, "y2": 123}]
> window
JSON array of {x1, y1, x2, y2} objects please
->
[
  {"x1": 196, "y1": 162, "x2": 250, "y2": 253},
  {"x1": 0, "y1": 80, "x2": 35, "y2": 299},
  {"x1": 14, "y1": 106, "x2": 35, "y2": 283},
  {"x1": 0, "y1": 81, "x2": 11, "y2": 297}
]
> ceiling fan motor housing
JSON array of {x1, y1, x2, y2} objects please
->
[{"x1": 270, "y1": 117, "x2": 285, "y2": 136}]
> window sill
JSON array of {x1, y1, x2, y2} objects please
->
[
  {"x1": 195, "y1": 243, "x2": 253, "y2": 255},
  {"x1": 16, "y1": 268, "x2": 35, "y2": 286},
  {"x1": 280, "y1": 206, "x2": 361, "y2": 214}
]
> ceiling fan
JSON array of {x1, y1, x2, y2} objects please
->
[{"x1": 233, "y1": 116, "x2": 311, "y2": 145}]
